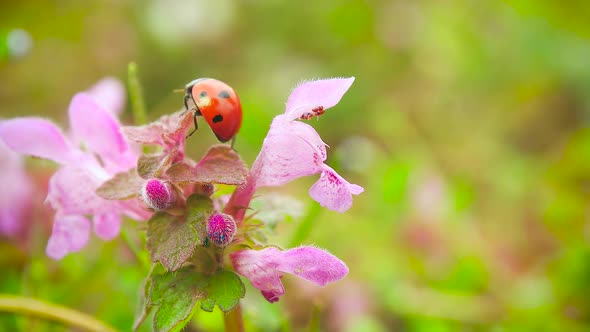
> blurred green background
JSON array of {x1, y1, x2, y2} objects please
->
[{"x1": 2, "y1": 0, "x2": 590, "y2": 331}]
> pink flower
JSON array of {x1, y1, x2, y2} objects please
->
[
  {"x1": 0, "y1": 140, "x2": 33, "y2": 236},
  {"x1": 0, "y1": 79, "x2": 149, "y2": 259},
  {"x1": 87, "y1": 77, "x2": 127, "y2": 117},
  {"x1": 231, "y1": 246, "x2": 348, "y2": 303},
  {"x1": 250, "y1": 77, "x2": 363, "y2": 213}
]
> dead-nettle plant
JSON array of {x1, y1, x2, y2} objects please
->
[{"x1": 0, "y1": 76, "x2": 363, "y2": 331}]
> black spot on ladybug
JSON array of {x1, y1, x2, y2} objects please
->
[
  {"x1": 212, "y1": 114, "x2": 223, "y2": 123},
  {"x1": 199, "y1": 91, "x2": 208, "y2": 98},
  {"x1": 218, "y1": 90, "x2": 231, "y2": 99}
]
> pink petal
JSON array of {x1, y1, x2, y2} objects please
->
[
  {"x1": 0, "y1": 175, "x2": 32, "y2": 235},
  {"x1": 285, "y1": 77, "x2": 354, "y2": 121},
  {"x1": 86, "y1": 77, "x2": 126, "y2": 116},
  {"x1": 0, "y1": 118, "x2": 73, "y2": 164},
  {"x1": 309, "y1": 165, "x2": 364, "y2": 213},
  {"x1": 230, "y1": 247, "x2": 285, "y2": 299},
  {"x1": 0, "y1": 141, "x2": 33, "y2": 235},
  {"x1": 46, "y1": 214, "x2": 91, "y2": 259},
  {"x1": 120, "y1": 198, "x2": 152, "y2": 221},
  {"x1": 0, "y1": 138, "x2": 24, "y2": 167},
  {"x1": 277, "y1": 246, "x2": 349, "y2": 286},
  {"x1": 231, "y1": 246, "x2": 348, "y2": 303},
  {"x1": 0, "y1": 210, "x2": 20, "y2": 236},
  {"x1": 286, "y1": 121, "x2": 327, "y2": 162},
  {"x1": 46, "y1": 165, "x2": 114, "y2": 216},
  {"x1": 68, "y1": 93, "x2": 133, "y2": 170},
  {"x1": 93, "y1": 213, "x2": 121, "y2": 240},
  {"x1": 252, "y1": 118, "x2": 324, "y2": 188},
  {"x1": 261, "y1": 290, "x2": 281, "y2": 303}
]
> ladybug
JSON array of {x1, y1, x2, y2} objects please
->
[{"x1": 183, "y1": 78, "x2": 242, "y2": 146}]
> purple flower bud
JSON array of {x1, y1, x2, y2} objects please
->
[
  {"x1": 206, "y1": 213, "x2": 236, "y2": 247},
  {"x1": 141, "y1": 179, "x2": 176, "y2": 210}
]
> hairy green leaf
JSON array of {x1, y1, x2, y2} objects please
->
[
  {"x1": 166, "y1": 145, "x2": 248, "y2": 185},
  {"x1": 200, "y1": 270, "x2": 245, "y2": 313},
  {"x1": 150, "y1": 267, "x2": 208, "y2": 332},
  {"x1": 147, "y1": 196, "x2": 213, "y2": 271},
  {"x1": 96, "y1": 168, "x2": 144, "y2": 200},
  {"x1": 137, "y1": 151, "x2": 178, "y2": 179},
  {"x1": 133, "y1": 264, "x2": 163, "y2": 331}
]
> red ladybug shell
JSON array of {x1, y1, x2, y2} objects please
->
[{"x1": 186, "y1": 78, "x2": 242, "y2": 142}]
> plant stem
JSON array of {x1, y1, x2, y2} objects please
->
[
  {"x1": 223, "y1": 303, "x2": 244, "y2": 332},
  {"x1": 128, "y1": 62, "x2": 147, "y2": 126},
  {"x1": 307, "y1": 303, "x2": 321, "y2": 332},
  {"x1": 223, "y1": 175, "x2": 256, "y2": 224},
  {"x1": 221, "y1": 176, "x2": 256, "y2": 332},
  {"x1": 0, "y1": 295, "x2": 117, "y2": 332}
]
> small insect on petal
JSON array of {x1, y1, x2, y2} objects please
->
[
  {"x1": 299, "y1": 106, "x2": 325, "y2": 120},
  {"x1": 206, "y1": 213, "x2": 236, "y2": 247},
  {"x1": 141, "y1": 179, "x2": 176, "y2": 210}
]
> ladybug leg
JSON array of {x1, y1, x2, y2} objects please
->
[
  {"x1": 183, "y1": 93, "x2": 191, "y2": 111},
  {"x1": 182, "y1": 94, "x2": 202, "y2": 115},
  {"x1": 186, "y1": 112, "x2": 199, "y2": 138},
  {"x1": 230, "y1": 136, "x2": 237, "y2": 151},
  {"x1": 181, "y1": 93, "x2": 193, "y2": 117}
]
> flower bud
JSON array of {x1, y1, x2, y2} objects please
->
[
  {"x1": 141, "y1": 179, "x2": 176, "y2": 210},
  {"x1": 206, "y1": 213, "x2": 236, "y2": 247}
]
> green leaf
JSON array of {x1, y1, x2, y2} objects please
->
[
  {"x1": 144, "y1": 266, "x2": 244, "y2": 331},
  {"x1": 185, "y1": 194, "x2": 214, "y2": 243},
  {"x1": 167, "y1": 145, "x2": 248, "y2": 185},
  {"x1": 150, "y1": 267, "x2": 208, "y2": 332},
  {"x1": 147, "y1": 196, "x2": 213, "y2": 271},
  {"x1": 137, "y1": 150, "x2": 179, "y2": 179},
  {"x1": 122, "y1": 111, "x2": 192, "y2": 147},
  {"x1": 200, "y1": 270, "x2": 245, "y2": 313},
  {"x1": 96, "y1": 168, "x2": 145, "y2": 200},
  {"x1": 133, "y1": 264, "x2": 162, "y2": 331},
  {"x1": 133, "y1": 276, "x2": 150, "y2": 330},
  {"x1": 163, "y1": 111, "x2": 194, "y2": 146},
  {"x1": 165, "y1": 162, "x2": 197, "y2": 184},
  {"x1": 190, "y1": 246, "x2": 218, "y2": 275}
]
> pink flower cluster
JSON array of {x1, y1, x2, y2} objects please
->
[
  {"x1": 250, "y1": 77, "x2": 363, "y2": 212},
  {"x1": 228, "y1": 77, "x2": 361, "y2": 302},
  {"x1": 1, "y1": 76, "x2": 361, "y2": 305},
  {"x1": 0, "y1": 78, "x2": 149, "y2": 259}
]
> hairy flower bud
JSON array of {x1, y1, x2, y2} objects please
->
[
  {"x1": 141, "y1": 179, "x2": 176, "y2": 210},
  {"x1": 206, "y1": 213, "x2": 236, "y2": 247}
]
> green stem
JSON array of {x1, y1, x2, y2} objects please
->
[
  {"x1": 307, "y1": 303, "x2": 321, "y2": 332},
  {"x1": 0, "y1": 295, "x2": 117, "y2": 332},
  {"x1": 289, "y1": 203, "x2": 322, "y2": 247},
  {"x1": 223, "y1": 303, "x2": 244, "y2": 332},
  {"x1": 127, "y1": 62, "x2": 147, "y2": 126}
]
